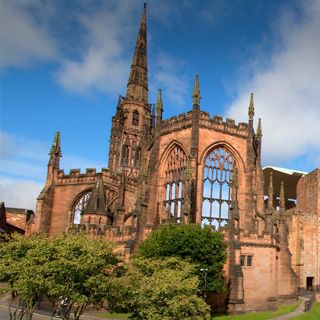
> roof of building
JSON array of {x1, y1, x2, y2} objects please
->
[{"x1": 263, "y1": 166, "x2": 306, "y2": 200}]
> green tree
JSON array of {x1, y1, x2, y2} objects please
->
[
  {"x1": 123, "y1": 256, "x2": 211, "y2": 320},
  {"x1": 0, "y1": 233, "x2": 120, "y2": 320},
  {"x1": 139, "y1": 223, "x2": 227, "y2": 293}
]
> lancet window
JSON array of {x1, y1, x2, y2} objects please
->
[
  {"x1": 132, "y1": 110, "x2": 139, "y2": 126},
  {"x1": 202, "y1": 146, "x2": 236, "y2": 229},
  {"x1": 72, "y1": 191, "x2": 92, "y2": 224},
  {"x1": 163, "y1": 145, "x2": 187, "y2": 223},
  {"x1": 121, "y1": 145, "x2": 130, "y2": 166},
  {"x1": 134, "y1": 148, "x2": 141, "y2": 167}
]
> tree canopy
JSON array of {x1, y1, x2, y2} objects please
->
[
  {"x1": 0, "y1": 233, "x2": 120, "y2": 320},
  {"x1": 139, "y1": 223, "x2": 227, "y2": 293}
]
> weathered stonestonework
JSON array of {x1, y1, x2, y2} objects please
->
[{"x1": 28, "y1": 3, "x2": 319, "y2": 313}]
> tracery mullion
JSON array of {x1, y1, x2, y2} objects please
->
[
  {"x1": 202, "y1": 146, "x2": 236, "y2": 229},
  {"x1": 163, "y1": 146, "x2": 186, "y2": 222}
]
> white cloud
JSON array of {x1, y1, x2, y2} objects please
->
[
  {"x1": 0, "y1": 0, "x2": 56, "y2": 68},
  {"x1": 0, "y1": 132, "x2": 105, "y2": 208},
  {"x1": 226, "y1": 0, "x2": 320, "y2": 167},
  {"x1": 0, "y1": 0, "x2": 190, "y2": 100},
  {"x1": 151, "y1": 53, "x2": 189, "y2": 107},
  {"x1": 0, "y1": 178, "x2": 42, "y2": 210},
  {"x1": 55, "y1": 2, "x2": 137, "y2": 94}
]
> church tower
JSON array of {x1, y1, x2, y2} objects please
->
[{"x1": 108, "y1": 3, "x2": 151, "y2": 177}]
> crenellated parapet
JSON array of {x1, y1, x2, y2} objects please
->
[
  {"x1": 160, "y1": 111, "x2": 249, "y2": 138},
  {"x1": 161, "y1": 111, "x2": 193, "y2": 134},
  {"x1": 75, "y1": 224, "x2": 137, "y2": 244},
  {"x1": 199, "y1": 112, "x2": 249, "y2": 138},
  {"x1": 55, "y1": 167, "x2": 138, "y2": 191}
]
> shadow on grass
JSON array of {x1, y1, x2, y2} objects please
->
[{"x1": 212, "y1": 303, "x2": 299, "y2": 320}]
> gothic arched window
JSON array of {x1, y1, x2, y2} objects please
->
[
  {"x1": 132, "y1": 110, "x2": 139, "y2": 126},
  {"x1": 121, "y1": 145, "x2": 130, "y2": 166},
  {"x1": 202, "y1": 146, "x2": 236, "y2": 229},
  {"x1": 163, "y1": 145, "x2": 187, "y2": 223},
  {"x1": 134, "y1": 148, "x2": 141, "y2": 167},
  {"x1": 72, "y1": 191, "x2": 92, "y2": 224}
]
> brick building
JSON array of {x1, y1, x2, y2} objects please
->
[{"x1": 28, "y1": 3, "x2": 319, "y2": 312}]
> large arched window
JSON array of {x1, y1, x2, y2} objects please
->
[
  {"x1": 163, "y1": 145, "x2": 187, "y2": 222},
  {"x1": 72, "y1": 190, "x2": 92, "y2": 224},
  {"x1": 202, "y1": 146, "x2": 236, "y2": 229}
]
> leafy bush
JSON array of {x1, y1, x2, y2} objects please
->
[
  {"x1": 139, "y1": 223, "x2": 227, "y2": 293},
  {"x1": 123, "y1": 256, "x2": 211, "y2": 320}
]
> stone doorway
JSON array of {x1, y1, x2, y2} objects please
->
[{"x1": 306, "y1": 277, "x2": 314, "y2": 290}]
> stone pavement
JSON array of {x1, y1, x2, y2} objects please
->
[{"x1": 271, "y1": 297, "x2": 308, "y2": 320}]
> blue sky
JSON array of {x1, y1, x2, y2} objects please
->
[{"x1": 0, "y1": 0, "x2": 319, "y2": 209}]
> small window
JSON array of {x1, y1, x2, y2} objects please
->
[
  {"x1": 240, "y1": 255, "x2": 253, "y2": 267},
  {"x1": 132, "y1": 110, "x2": 139, "y2": 126},
  {"x1": 122, "y1": 145, "x2": 129, "y2": 165},
  {"x1": 135, "y1": 148, "x2": 141, "y2": 167}
]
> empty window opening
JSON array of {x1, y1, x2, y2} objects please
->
[
  {"x1": 202, "y1": 146, "x2": 236, "y2": 230},
  {"x1": 163, "y1": 146, "x2": 186, "y2": 223},
  {"x1": 132, "y1": 110, "x2": 139, "y2": 126},
  {"x1": 72, "y1": 191, "x2": 92, "y2": 224}
]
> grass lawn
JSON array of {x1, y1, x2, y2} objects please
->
[
  {"x1": 212, "y1": 303, "x2": 298, "y2": 320},
  {"x1": 291, "y1": 302, "x2": 320, "y2": 319},
  {"x1": 97, "y1": 312, "x2": 131, "y2": 319}
]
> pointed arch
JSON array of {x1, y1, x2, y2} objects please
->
[
  {"x1": 201, "y1": 142, "x2": 243, "y2": 230},
  {"x1": 200, "y1": 141, "x2": 245, "y2": 173},
  {"x1": 70, "y1": 188, "x2": 92, "y2": 225},
  {"x1": 159, "y1": 141, "x2": 188, "y2": 223},
  {"x1": 132, "y1": 110, "x2": 139, "y2": 126}
]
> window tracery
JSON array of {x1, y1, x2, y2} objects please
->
[
  {"x1": 163, "y1": 145, "x2": 187, "y2": 223},
  {"x1": 72, "y1": 191, "x2": 92, "y2": 224},
  {"x1": 202, "y1": 146, "x2": 236, "y2": 229}
]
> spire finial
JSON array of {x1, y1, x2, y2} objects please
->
[
  {"x1": 192, "y1": 74, "x2": 201, "y2": 106},
  {"x1": 248, "y1": 93, "x2": 255, "y2": 118},
  {"x1": 156, "y1": 89, "x2": 163, "y2": 113},
  {"x1": 49, "y1": 131, "x2": 61, "y2": 157},
  {"x1": 268, "y1": 171, "x2": 274, "y2": 209},
  {"x1": 126, "y1": 3, "x2": 148, "y2": 104},
  {"x1": 256, "y1": 118, "x2": 262, "y2": 139},
  {"x1": 279, "y1": 181, "x2": 285, "y2": 212}
]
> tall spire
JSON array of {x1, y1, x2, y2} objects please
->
[
  {"x1": 248, "y1": 93, "x2": 255, "y2": 119},
  {"x1": 126, "y1": 3, "x2": 148, "y2": 104},
  {"x1": 192, "y1": 74, "x2": 201, "y2": 107}
]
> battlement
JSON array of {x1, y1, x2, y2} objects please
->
[
  {"x1": 199, "y1": 112, "x2": 248, "y2": 137},
  {"x1": 161, "y1": 111, "x2": 193, "y2": 134},
  {"x1": 239, "y1": 229, "x2": 277, "y2": 248},
  {"x1": 76, "y1": 224, "x2": 136, "y2": 243},
  {"x1": 160, "y1": 110, "x2": 248, "y2": 137},
  {"x1": 55, "y1": 167, "x2": 137, "y2": 189}
]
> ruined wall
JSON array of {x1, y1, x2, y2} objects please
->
[{"x1": 293, "y1": 169, "x2": 320, "y2": 290}]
